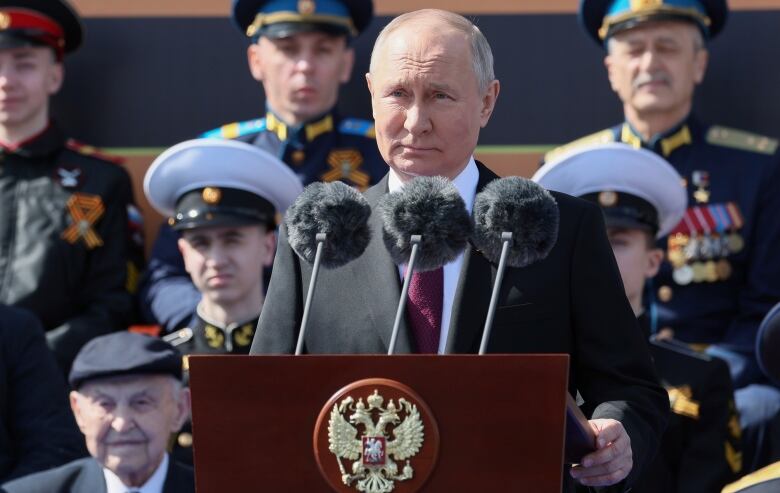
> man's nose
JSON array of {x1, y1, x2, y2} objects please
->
[
  {"x1": 404, "y1": 102, "x2": 432, "y2": 136},
  {"x1": 638, "y1": 48, "x2": 662, "y2": 71},
  {"x1": 111, "y1": 408, "x2": 137, "y2": 433},
  {"x1": 294, "y1": 52, "x2": 315, "y2": 74}
]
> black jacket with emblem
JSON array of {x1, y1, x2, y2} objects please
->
[{"x1": 0, "y1": 123, "x2": 141, "y2": 373}]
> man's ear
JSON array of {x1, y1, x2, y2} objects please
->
[
  {"x1": 47, "y1": 62, "x2": 64, "y2": 96},
  {"x1": 69, "y1": 391, "x2": 87, "y2": 434},
  {"x1": 173, "y1": 387, "x2": 192, "y2": 431},
  {"x1": 479, "y1": 79, "x2": 500, "y2": 128},
  {"x1": 262, "y1": 230, "x2": 277, "y2": 267},
  {"x1": 693, "y1": 48, "x2": 709, "y2": 85},
  {"x1": 365, "y1": 73, "x2": 376, "y2": 119},
  {"x1": 604, "y1": 54, "x2": 619, "y2": 93},
  {"x1": 177, "y1": 238, "x2": 193, "y2": 274},
  {"x1": 338, "y1": 47, "x2": 355, "y2": 84},
  {"x1": 645, "y1": 247, "x2": 665, "y2": 278},
  {"x1": 247, "y1": 42, "x2": 265, "y2": 82}
]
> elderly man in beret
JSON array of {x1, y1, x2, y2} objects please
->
[{"x1": 1, "y1": 332, "x2": 193, "y2": 493}]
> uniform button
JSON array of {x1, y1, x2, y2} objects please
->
[
  {"x1": 291, "y1": 150, "x2": 305, "y2": 164},
  {"x1": 658, "y1": 285, "x2": 673, "y2": 303},
  {"x1": 177, "y1": 432, "x2": 193, "y2": 448}
]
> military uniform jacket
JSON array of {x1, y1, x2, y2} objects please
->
[
  {"x1": 253, "y1": 163, "x2": 670, "y2": 492},
  {"x1": 0, "y1": 305, "x2": 86, "y2": 483},
  {"x1": 0, "y1": 456, "x2": 194, "y2": 493},
  {"x1": 0, "y1": 123, "x2": 139, "y2": 372},
  {"x1": 140, "y1": 108, "x2": 387, "y2": 332},
  {"x1": 164, "y1": 311, "x2": 259, "y2": 355},
  {"x1": 632, "y1": 315, "x2": 741, "y2": 492},
  {"x1": 546, "y1": 116, "x2": 780, "y2": 357}
]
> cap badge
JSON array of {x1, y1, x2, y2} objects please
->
[
  {"x1": 202, "y1": 187, "x2": 222, "y2": 205},
  {"x1": 298, "y1": 0, "x2": 316, "y2": 15},
  {"x1": 598, "y1": 191, "x2": 618, "y2": 207},
  {"x1": 631, "y1": 0, "x2": 663, "y2": 12},
  {"x1": 55, "y1": 166, "x2": 83, "y2": 189},
  {"x1": 61, "y1": 193, "x2": 105, "y2": 249},
  {"x1": 0, "y1": 13, "x2": 10, "y2": 30}
]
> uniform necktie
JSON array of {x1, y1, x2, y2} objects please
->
[{"x1": 406, "y1": 267, "x2": 443, "y2": 353}]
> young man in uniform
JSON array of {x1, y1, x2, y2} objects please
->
[
  {"x1": 0, "y1": 0, "x2": 142, "y2": 373},
  {"x1": 141, "y1": 0, "x2": 385, "y2": 334},
  {"x1": 535, "y1": 143, "x2": 742, "y2": 491}
]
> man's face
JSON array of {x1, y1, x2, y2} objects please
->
[
  {"x1": 366, "y1": 23, "x2": 499, "y2": 181},
  {"x1": 70, "y1": 375, "x2": 190, "y2": 486},
  {"x1": 178, "y1": 224, "x2": 275, "y2": 307},
  {"x1": 0, "y1": 46, "x2": 62, "y2": 131},
  {"x1": 248, "y1": 31, "x2": 354, "y2": 125},
  {"x1": 607, "y1": 227, "x2": 663, "y2": 311},
  {"x1": 604, "y1": 21, "x2": 708, "y2": 118}
]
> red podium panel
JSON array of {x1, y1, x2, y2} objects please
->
[{"x1": 189, "y1": 354, "x2": 569, "y2": 492}]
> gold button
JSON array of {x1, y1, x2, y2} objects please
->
[
  {"x1": 658, "y1": 285, "x2": 673, "y2": 303},
  {"x1": 177, "y1": 432, "x2": 193, "y2": 448},
  {"x1": 291, "y1": 150, "x2": 305, "y2": 165}
]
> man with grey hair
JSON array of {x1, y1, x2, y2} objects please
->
[
  {"x1": 2, "y1": 332, "x2": 194, "y2": 493},
  {"x1": 253, "y1": 8, "x2": 668, "y2": 490},
  {"x1": 547, "y1": 0, "x2": 780, "y2": 473}
]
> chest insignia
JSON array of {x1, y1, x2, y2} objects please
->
[
  {"x1": 61, "y1": 193, "x2": 105, "y2": 249},
  {"x1": 323, "y1": 149, "x2": 369, "y2": 190}
]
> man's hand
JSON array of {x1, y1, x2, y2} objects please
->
[{"x1": 570, "y1": 419, "x2": 632, "y2": 487}]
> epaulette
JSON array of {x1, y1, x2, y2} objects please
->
[
  {"x1": 543, "y1": 129, "x2": 615, "y2": 163},
  {"x1": 162, "y1": 327, "x2": 194, "y2": 347},
  {"x1": 706, "y1": 126, "x2": 778, "y2": 155},
  {"x1": 66, "y1": 139, "x2": 124, "y2": 165},
  {"x1": 338, "y1": 118, "x2": 376, "y2": 139},
  {"x1": 201, "y1": 118, "x2": 267, "y2": 140}
]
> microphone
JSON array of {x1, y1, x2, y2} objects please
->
[
  {"x1": 284, "y1": 181, "x2": 372, "y2": 355},
  {"x1": 471, "y1": 176, "x2": 559, "y2": 354},
  {"x1": 377, "y1": 176, "x2": 472, "y2": 354}
]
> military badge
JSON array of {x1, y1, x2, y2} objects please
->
[
  {"x1": 313, "y1": 378, "x2": 439, "y2": 493},
  {"x1": 54, "y1": 166, "x2": 83, "y2": 189},
  {"x1": 202, "y1": 187, "x2": 222, "y2": 205},
  {"x1": 299, "y1": 0, "x2": 316, "y2": 15},
  {"x1": 61, "y1": 193, "x2": 105, "y2": 249},
  {"x1": 324, "y1": 149, "x2": 370, "y2": 190}
]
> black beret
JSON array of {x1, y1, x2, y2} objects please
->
[{"x1": 69, "y1": 332, "x2": 183, "y2": 389}]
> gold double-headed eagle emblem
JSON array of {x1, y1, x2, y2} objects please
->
[{"x1": 328, "y1": 389, "x2": 425, "y2": 493}]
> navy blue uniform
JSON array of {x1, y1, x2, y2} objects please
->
[
  {"x1": 139, "y1": 109, "x2": 386, "y2": 332},
  {"x1": 546, "y1": 116, "x2": 780, "y2": 379}
]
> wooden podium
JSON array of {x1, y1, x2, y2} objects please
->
[{"x1": 189, "y1": 354, "x2": 573, "y2": 492}]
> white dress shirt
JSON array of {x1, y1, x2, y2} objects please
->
[
  {"x1": 103, "y1": 453, "x2": 168, "y2": 493},
  {"x1": 388, "y1": 157, "x2": 479, "y2": 354}
]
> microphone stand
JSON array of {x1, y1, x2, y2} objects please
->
[
  {"x1": 387, "y1": 235, "x2": 421, "y2": 355},
  {"x1": 295, "y1": 233, "x2": 326, "y2": 355},
  {"x1": 479, "y1": 232, "x2": 513, "y2": 355}
]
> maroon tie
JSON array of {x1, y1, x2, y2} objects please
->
[{"x1": 406, "y1": 267, "x2": 444, "y2": 353}]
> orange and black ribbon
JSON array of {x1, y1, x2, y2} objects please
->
[{"x1": 61, "y1": 193, "x2": 105, "y2": 249}]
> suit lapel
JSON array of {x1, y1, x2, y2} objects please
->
[
  {"x1": 75, "y1": 459, "x2": 108, "y2": 493},
  {"x1": 351, "y1": 176, "x2": 412, "y2": 353},
  {"x1": 446, "y1": 162, "x2": 500, "y2": 354}
]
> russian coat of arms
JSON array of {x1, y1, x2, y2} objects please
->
[{"x1": 328, "y1": 389, "x2": 424, "y2": 493}]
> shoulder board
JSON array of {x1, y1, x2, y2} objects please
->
[
  {"x1": 543, "y1": 129, "x2": 615, "y2": 163},
  {"x1": 162, "y1": 327, "x2": 194, "y2": 347},
  {"x1": 65, "y1": 139, "x2": 124, "y2": 165},
  {"x1": 706, "y1": 126, "x2": 778, "y2": 155},
  {"x1": 200, "y1": 118, "x2": 267, "y2": 140},
  {"x1": 338, "y1": 118, "x2": 375, "y2": 139}
]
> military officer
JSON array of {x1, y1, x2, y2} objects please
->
[
  {"x1": 535, "y1": 143, "x2": 743, "y2": 492},
  {"x1": 143, "y1": 139, "x2": 302, "y2": 465},
  {"x1": 545, "y1": 0, "x2": 780, "y2": 471},
  {"x1": 144, "y1": 139, "x2": 302, "y2": 356},
  {"x1": 0, "y1": 0, "x2": 142, "y2": 373},
  {"x1": 140, "y1": 0, "x2": 385, "y2": 333}
]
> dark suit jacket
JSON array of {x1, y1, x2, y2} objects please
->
[
  {"x1": 252, "y1": 163, "x2": 669, "y2": 490},
  {"x1": 1, "y1": 456, "x2": 194, "y2": 493}
]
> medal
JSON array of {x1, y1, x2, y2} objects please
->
[
  {"x1": 725, "y1": 202, "x2": 745, "y2": 254},
  {"x1": 692, "y1": 170, "x2": 711, "y2": 204},
  {"x1": 673, "y1": 265, "x2": 695, "y2": 285},
  {"x1": 704, "y1": 260, "x2": 718, "y2": 282},
  {"x1": 727, "y1": 233, "x2": 744, "y2": 254},
  {"x1": 691, "y1": 262, "x2": 706, "y2": 283},
  {"x1": 668, "y1": 248, "x2": 686, "y2": 268},
  {"x1": 716, "y1": 259, "x2": 732, "y2": 280}
]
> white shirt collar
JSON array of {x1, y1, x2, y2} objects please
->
[
  {"x1": 387, "y1": 157, "x2": 479, "y2": 212},
  {"x1": 103, "y1": 453, "x2": 169, "y2": 493}
]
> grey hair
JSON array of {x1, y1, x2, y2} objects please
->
[{"x1": 369, "y1": 9, "x2": 495, "y2": 93}]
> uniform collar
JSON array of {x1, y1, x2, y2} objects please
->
[
  {"x1": 103, "y1": 453, "x2": 168, "y2": 493},
  {"x1": 193, "y1": 306, "x2": 259, "y2": 353},
  {"x1": 265, "y1": 108, "x2": 335, "y2": 143},
  {"x1": 0, "y1": 121, "x2": 65, "y2": 158},
  {"x1": 621, "y1": 116, "x2": 694, "y2": 157}
]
